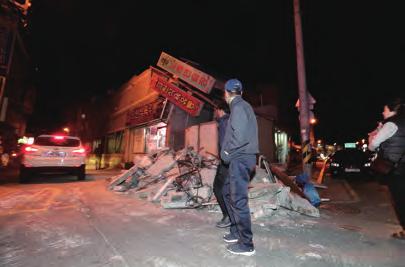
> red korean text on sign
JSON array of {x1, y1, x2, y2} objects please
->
[{"x1": 151, "y1": 76, "x2": 203, "y2": 117}]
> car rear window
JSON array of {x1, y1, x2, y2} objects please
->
[{"x1": 34, "y1": 136, "x2": 80, "y2": 147}]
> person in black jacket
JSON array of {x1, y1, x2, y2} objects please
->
[
  {"x1": 94, "y1": 143, "x2": 103, "y2": 170},
  {"x1": 213, "y1": 100, "x2": 231, "y2": 228},
  {"x1": 369, "y1": 98, "x2": 405, "y2": 240},
  {"x1": 220, "y1": 79, "x2": 259, "y2": 256}
]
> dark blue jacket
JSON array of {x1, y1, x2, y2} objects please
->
[
  {"x1": 220, "y1": 96, "x2": 259, "y2": 163},
  {"x1": 217, "y1": 114, "x2": 229, "y2": 149}
]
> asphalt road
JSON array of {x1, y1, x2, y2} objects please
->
[{"x1": 0, "y1": 168, "x2": 404, "y2": 267}]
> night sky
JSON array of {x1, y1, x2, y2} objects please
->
[{"x1": 24, "y1": 0, "x2": 405, "y2": 144}]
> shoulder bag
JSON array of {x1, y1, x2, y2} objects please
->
[{"x1": 370, "y1": 151, "x2": 405, "y2": 175}]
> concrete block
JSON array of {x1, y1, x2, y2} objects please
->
[
  {"x1": 271, "y1": 166, "x2": 306, "y2": 199},
  {"x1": 250, "y1": 199, "x2": 278, "y2": 219},
  {"x1": 133, "y1": 181, "x2": 164, "y2": 201},
  {"x1": 108, "y1": 165, "x2": 139, "y2": 189},
  {"x1": 252, "y1": 206, "x2": 276, "y2": 220},
  {"x1": 149, "y1": 147, "x2": 171, "y2": 157},
  {"x1": 200, "y1": 168, "x2": 217, "y2": 186},
  {"x1": 112, "y1": 184, "x2": 129, "y2": 192},
  {"x1": 146, "y1": 154, "x2": 177, "y2": 177},
  {"x1": 161, "y1": 200, "x2": 188, "y2": 209},
  {"x1": 289, "y1": 193, "x2": 320, "y2": 217},
  {"x1": 276, "y1": 186, "x2": 291, "y2": 206},
  {"x1": 169, "y1": 192, "x2": 186, "y2": 202},
  {"x1": 251, "y1": 167, "x2": 272, "y2": 184},
  {"x1": 133, "y1": 155, "x2": 153, "y2": 168},
  {"x1": 151, "y1": 175, "x2": 177, "y2": 202},
  {"x1": 248, "y1": 183, "x2": 282, "y2": 200},
  {"x1": 262, "y1": 203, "x2": 278, "y2": 212},
  {"x1": 276, "y1": 187, "x2": 320, "y2": 218},
  {"x1": 174, "y1": 148, "x2": 188, "y2": 160},
  {"x1": 162, "y1": 190, "x2": 187, "y2": 202},
  {"x1": 160, "y1": 189, "x2": 189, "y2": 209}
]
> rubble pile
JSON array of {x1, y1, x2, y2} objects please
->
[
  {"x1": 108, "y1": 147, "x2": 217, "y2": 208},
  {"x1": 107, "y1": 148, "x2": 319, "y2": 218},
  {"x1": 249, "y1": 167, "x2": 320, "y2": 219}
]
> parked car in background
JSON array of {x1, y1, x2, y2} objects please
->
[
  {"x1": 20, "y1": 134, "x2": 86, "y2": 182},
  {"x1": 328, "y1": 148, "x2": 373, "y2": 178}
]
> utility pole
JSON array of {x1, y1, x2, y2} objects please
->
[{"x1": 293, "y1": 0, "x2": 312, "y2": 177}]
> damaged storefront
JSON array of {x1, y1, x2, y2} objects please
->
[
  {"x1": 97, "y1": 69, "x2": 172, "y2": 169},
  {"x1": 122, "y1": 98, "x2": 171, "y2": 164},
  {"x1": 93, "y1": 51, "x2": 287, "y2": 169},
  {"x1": 95, "y1": 52, "x2": 217, "y2": 169}
]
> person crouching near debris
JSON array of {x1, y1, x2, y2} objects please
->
[
  {"x1": 368, "y1": 98, "x2": 405, "y2": 240},
  {"x1": 220, "y1": 79, "x2": 259, "y2": 256},
  {"x1": 213, "y1": 100, "x2": 231, "y2": 228}
]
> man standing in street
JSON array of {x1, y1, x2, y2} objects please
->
[
  {"x1": 220, "y1": 78, "x2": 259, "y2": 256},
  {"x1": 94, "y1": 143, "x2": 103, "y2": 170},
  {"x1": 213, "y1": 100, "x2": 231, "y2": 228}
]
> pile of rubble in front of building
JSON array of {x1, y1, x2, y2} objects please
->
[{"x1": 107, "y1": 147, "x2": 320, "y2": 219}]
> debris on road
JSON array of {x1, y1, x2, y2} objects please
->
[
  {"x1": 249, "y1": 167, "x2": 320, "y2": 218},
  {"x1": 107, "y1": 147, "x2": 216, "y2": 208},
  {"x1": 106, "y1": 147, "x2": 319, "y2": 218}
]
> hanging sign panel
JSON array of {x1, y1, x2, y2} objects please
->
[
  {"x1": 150, "y1": 76, "x2": 203, "y2": 117},
  {"x1": 157, "y1": 52, "x2": 216, "y2": 94},
  {"x1": 125, "y1": 98, "x2": 165, "y2": 127}
]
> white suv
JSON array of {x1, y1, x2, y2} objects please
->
[{"x1": 20, "y1": 134, "x2": 86, "y2": 182}]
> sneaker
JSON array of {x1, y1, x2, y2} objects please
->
[
  {"x1": 216, "y1": 216, "x2": 231, "y2": 228},
  {"x1": 223, "y1": 233, "x2": 238, "y2": 243},
  {"x1": 226, "y1": 243, "x2": 256, "y2": 256}
]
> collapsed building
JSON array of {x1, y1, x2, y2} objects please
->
[
  {"x1": 80, "y1": 51, "x2": 320, "y2": 220},
  {"x1": 77, "y1": 52, "x2": 289, "y2": 171}
]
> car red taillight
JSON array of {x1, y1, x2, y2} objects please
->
[
  {"x1": 72, "y1": 147, "x2": 86, "y2": 156},
  {"x1": 24, "y1": 146, "x2": 39, "y2": 153},
  {"x1": 53, "y1": 135, "x2": 65, "y2": 140}
]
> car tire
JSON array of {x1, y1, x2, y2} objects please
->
[
  {"x1": 77, "y1": 164, "x2": 86, "y2": 181},
  {"x1": 19, "y1": 166, "x2": 31, "y2": 183}
]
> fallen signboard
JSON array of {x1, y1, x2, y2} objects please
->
[
  {"x1": 150, "y1": 75, "x2": 204, "y2": 117},
  {"x1": 157, "y1": 52, "x2": 216, "y2": 94}
]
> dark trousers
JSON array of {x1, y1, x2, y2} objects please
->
[
  {"x1": 95, "y1": 155, "x2": 102, "y2": 170},
  {"x1": 213, "y1": 162, "x2": 229, "y2": 218},
  {"x1": 223, "y1": 155, "x2": 256, "y2": 249},
  {"x1": 388, "y1": 175, "x2": 405, "y2": 229}
]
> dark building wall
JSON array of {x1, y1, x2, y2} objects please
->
[
  {"x1": 167, "y1": 106, "x2": 188, "y2": 151},
  {"x1": 4, "y1": 41, "x2": 35, "y2": 134},
  {"x1": 0, "y1": 15, "x2": 35, "y2": 138}
]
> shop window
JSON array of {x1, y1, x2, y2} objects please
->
[
  {"x1": 92, "y1": 139, "x2": 102, "y2": 153},
  {"x1": 106, "y1": 131, "x2": 123, "y2": 154},
  {"x1": 145, "y1": 122, "x2": 167, "y2": 153},
  {"x1": 132, "y1": 128, "x2": 146, "y2": 153}
]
